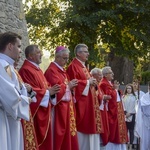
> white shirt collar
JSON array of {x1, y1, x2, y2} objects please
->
[
  {"x1": 53, "y1": 61, "x2": 64, "y2": 71},
  {"x1": 26, "y1": 59, "x2": 40, "y2": 69},
  {"x1": 76, "y1": 57, "x2": 86, "y2": 67}
]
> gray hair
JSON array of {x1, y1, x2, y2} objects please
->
[
  {"x1": 74, "y1": 44, "x2": 88, "y2": 55},
  {"x1": 90, "y1": 68, "x2": 102, "y2": 75},
  {"x1": 102, "y1": 66, "x2": 111, "y2": 76},
  {"x1": 55, "y1": 48, "x2": 70, "y2": 57},
  {"x1": 25, "y1": 45, "x2": 38, "y2": 58}
]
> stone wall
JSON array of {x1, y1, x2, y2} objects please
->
[{"x1": 0, "y1": 0, "x2": 29, "y2": 67}]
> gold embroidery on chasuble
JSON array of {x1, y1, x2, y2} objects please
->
[
  {"x1": 117, "y1": 102, "x2": 127, "y2": 143},
  {"x1": 82, "y1": 67, "x2": 102, "y2": 133},
  {"x1": 82, "y1": 68, "x2": 90, "y2": 79},
  {"x1": 63, "y1": 76, "x2": 77, "y2": 136},
  {"x1": 23, "y1": 112, "x2": 38, "y2": 150},
  {"x1": 70, "y1": 99, "x2": 77, "y2": 136},
  {"x1": 14, "y1": 70, "x2": 37, "y2": 150},
  {"x1": 92, "y1": 87, "x2": 103, "y2": 133},
  {"x1": 15, "y1": 70, "x2": 38, "y2": 149}
]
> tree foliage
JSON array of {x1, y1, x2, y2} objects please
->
[{"x1": 24, "y1": 0, "x2": 150, "y2": 70}]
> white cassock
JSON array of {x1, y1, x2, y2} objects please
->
[
  {"x1": 140, "y1": 92, "x2": 150, "y2": 150},
  {"x1": 0, "y1": 55, "x2": 30, "y2": 150}
]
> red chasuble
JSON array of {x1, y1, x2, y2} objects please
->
[
  {"x1": 98, "y1": 84, "x2": 110, "y2": 146},
  {"x1": 19, "y1": 60, "x2": 52, "y2": 150},
  {"x1": 99, "y1": 77, "x2": 128, "y2": 144},
  {"x1": 44, "y1": 62, "x2": 79, "y2": 150},
  {"x1": 15, "y1": 69, "x2": 39, "y2": 150},
  {"x1": 66, "y1": 58, "x2": 103, "y2": 134}
]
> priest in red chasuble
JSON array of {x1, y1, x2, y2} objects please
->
[
  {"x1": 90, "y1": 68, "x2": 111, "y2": 147},
  {"x1": 66, "y1": 44, "x2": 103, "y2": 150},
  {"x1": 19, "y1": 45, "x2": 60, "y2": 150},
  {"x1": 14, "y1": 60, "x2": 39, "y2": 150},
  {"x1": 44, "y1": 46, "x2": 79, "y2": 150},
  {"x1": 99, "y1": 66, "x2": 128, "y2": 150}
]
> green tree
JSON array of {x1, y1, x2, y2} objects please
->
[{"x1": 24, "y1": 0, "x2": 150, "y2": 84}]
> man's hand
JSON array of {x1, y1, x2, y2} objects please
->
[
  {"x1": 126, "y1": 113, "x2": 131, "y2": 118},
  {"x1": 48, "y1": 84, "x2": 61, "y2": 95},
  {"x1": 89, "y1": 77, "x2": 97, "y2": 86},
  {"x1": 103, "y1": 95, "x2": 112, "y2": 100},
  {"x1": 24, "y1": 83, "x2": 32, "y2": 93},
  {"x1": 113, "y1": 80, "x2": 120, "y2": 90},
  {"x1": 68, "y1": 79, "x2": 78, "y2": 90}
]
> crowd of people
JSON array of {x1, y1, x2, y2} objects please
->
[{"x1": 0, "y1": 31, "x2": 149, "y2": 150}]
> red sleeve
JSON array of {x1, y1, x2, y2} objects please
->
[
  {"x1": 67, "y1": 63, "x2": 88, "y2": 102},
  {"x1": 44, "y1": 67, "x2": 66, "y2": 103},
  {"x1": 19, "y1": 65, "x2": 51, "y2": 146},
  {"x1": 100, "y1": 82, "x2": 118, "y2": 123},
  {"x1": 19, "y1": 67, "x2": 47, "y2": 116}
]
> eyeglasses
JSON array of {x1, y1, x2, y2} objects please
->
[
  {"x1": 79, "y1": 51, "x2": 89, "y2": 54},
  {"x1": 107, "y1": 72, "x2": 113, "y2": 74},
  {"x1": 61, "y1": 57, "x2": 69, "y2": 60}
]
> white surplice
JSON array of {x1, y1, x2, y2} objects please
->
[
  {"x1": 0, "y1": 54, "x2": 30, "y2": 150},
  {"x1": 77, "y1": 132, "x2": 101, "y2": 150},
  {"x1": 134, "y1": 90, "x2": 145, "y2": 145},
  {"x1": 140, "y1": 92, "x2": 150, "y2": 150},
  {"x1": 105, "y1": 142, "x2": 126, "y2": 150},
  {"x1": 122, "y1": 94, "x2": 137, "y2": 122}
]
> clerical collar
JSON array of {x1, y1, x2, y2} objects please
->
[
  {"x1": 76, "y1": 57, "x2": 86, "y2": 67},
  {"x1": 26, "y1": 59, "x2": 40, "y2": 69},
  {"x1": 53, "y1": 61, "x2": 64, "y2": 71},
  {"x1": 0, "y1": 53, "x2": 15, "y2": 65}
]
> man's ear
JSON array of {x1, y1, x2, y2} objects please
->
[
  {"x1": 76, "y1": 51, "x2": 80, "y2": 57},
  {"x1": 28, "y1": 53, "x2": 33, "y2": 59},
  {"x1": 7, "y1": 43, "x2": 13, "y2": 51}
]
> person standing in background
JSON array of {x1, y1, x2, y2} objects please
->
[
  {"x1": 136, "y1": 81, "x2": 150, "y2": 150},
  {"x1": 90, "y1": 68, "x2": 111, "y2": 150},
  {"x1": 19, "y1": 45, "x2": 60, "y2": 150},
  {"x1": 122, "y1": 84, "x2": 137, "y2": 150},
  {"x1": 133, "y1": 79, "x2": 145, "y2": 149},
  {"x1": 44, "y1": 46, "x2": 79, "y2": 150},
  {"x1": 0, "y1": 31, "x2": 30, "y2": 150},
  {"x1": 14, "y1": 59, "x2": 39, "y2": 150},
  {"x1": 99, "y1": 66, "x2": 128, "y2": 150},
  {"x1": 67, "y1": 44, "x2": 103, "y2": 150},
  {"x1": 133, "y1": 80, "x2": 145, "y2": 100}
]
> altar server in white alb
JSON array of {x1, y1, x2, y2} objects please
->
[
  {"x1": 140, "y1": 81, "x2": 150, "y2": 150},
  {"x1": 0, "y1": 32, "x2": 31, "y2": 150}
]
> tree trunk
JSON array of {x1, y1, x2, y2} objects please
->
[{"x1": 108, "y1": 53, "x2": 134, "y2": 85}]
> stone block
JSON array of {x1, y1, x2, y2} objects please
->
[{"x1": 0, "y1": 11, "x2": 6, "y2": 18}]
